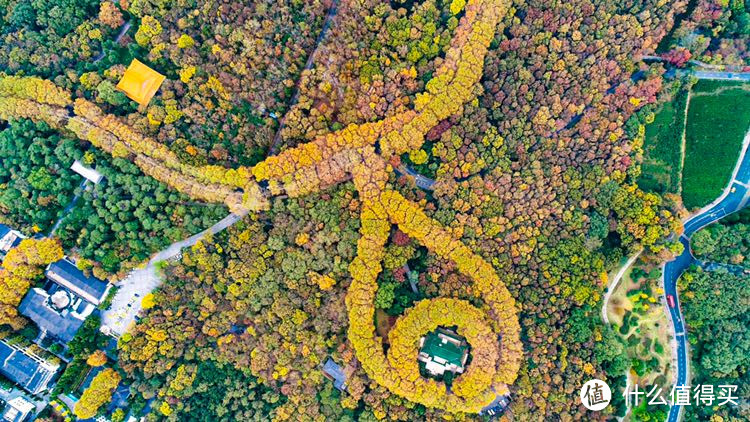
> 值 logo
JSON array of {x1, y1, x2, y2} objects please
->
[{"x1": 580, "y1": 378, "x2": 612, "y2": 411}]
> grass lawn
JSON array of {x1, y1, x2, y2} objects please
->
[
  {"x1": 639, "y1": 89, "x2": 688, "y2": 194},
  {"x1": 682, "y1": 81, "x2": 750, "y2": 209}
]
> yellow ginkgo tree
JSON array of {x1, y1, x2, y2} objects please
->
[{"x1": 0, "y1": 0, "x2": 522, "y2": 413}]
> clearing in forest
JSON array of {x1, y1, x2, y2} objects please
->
[
  {"x1": 639, "y1": 89, "x2": 688, "y2": 194},
  {"x1": 606, "y1": 260, "x2": 672, "y2": 390}
]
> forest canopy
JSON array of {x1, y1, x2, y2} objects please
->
[{"x1": 0, "y1": 0, "x2": 735, "y2": 420}]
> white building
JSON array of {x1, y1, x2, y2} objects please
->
[
  {"x1": 0, "y1": 224, "x2": 25, "y2": 254},
  {"x1": 2, "y1": 396, "x2": 35, "y2": 422},
  {"x1": 70, "y1": 160, "x2": 104, "y2": 184}
]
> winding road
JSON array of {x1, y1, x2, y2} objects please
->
[{"x1": 663, "y1": 126, "x2": 750, "y2": 422}]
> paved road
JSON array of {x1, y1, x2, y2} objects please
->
[
  {"x1": 101, "y1": 211, "x2": 246, "y2": 336},
  {"x1": 663, "y1": 127, "x2": 750, "y2": 422},
  {"x1": 666, "y1": 68, "x2": 750, "y2": 82},
  {"x1": 690, "y1": 70, "x2": 750, "y2": 82}
]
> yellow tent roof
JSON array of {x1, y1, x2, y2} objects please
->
[{"x1": 116, "y1": 59, "x2": 165, "y2": 106}]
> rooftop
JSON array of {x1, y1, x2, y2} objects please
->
[
  {"x1": 421, "y1": 330, "x2": 468, "y2": 367},
  {"x1": 46, "y1": 259, "x2": 110, "y2": 306},
  {"x1": 116, "y1": 59, "x2": 165, "y2": 106},
  {"x1": 322, "y1": 358, "x2": 347, "y2": 391},
  {"x1": 418, "y1": 329, "x2": 469, "y2": 377},
  {"x1": 70, "y1": 160, "x2": 104, "y2": 184},
  {"x1": 0, "y1": 225, "x2": 24, "y2": 254},
  {"x1": 0, "y1": 225, "x2": 9, "y2": 239},
  {"x1": 3, "y1": 396, "x2": 35, "y2": 422},
  {"x1": 18, "y1": 288, "x2": 89, "y2": 344},
  {"x1": 0, "y1": 339, "x2": 59, "y2": 395}
]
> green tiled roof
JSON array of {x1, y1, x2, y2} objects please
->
[{"x1": 420, "y1": 330, "x2": 467, "y2": 367}]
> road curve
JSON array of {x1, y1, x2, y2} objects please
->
[{"x1": 663, "y1": 126, "x2": 750, "y2": 422}]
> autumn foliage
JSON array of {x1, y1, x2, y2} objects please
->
[
  {"x1": 346, "y1": 160, "x2": 522, "y2": 411},
  {"x1": 87, "y1": 350, "x2": 108, "y2": 367},
  {"x1": 0, "y1": 0, "x2": 689, "y2": 418},
  {"x1": 0, "y1": 0, "x2": 520, "y2": 411},
  {"x1": 0, "y1": 0, "x2": 509, "y2": 218},
  {"x1": 0, "y1": 238, "x2": 63, "y2": 329},
  {"x1": 74, "y1": 368, "x2": 121, "y2": 419}
]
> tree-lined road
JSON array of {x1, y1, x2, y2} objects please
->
[{"x1": 663, "y1": 127, "x2": 750, "y2": 422}]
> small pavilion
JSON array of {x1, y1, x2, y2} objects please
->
[
  {"x1": 417, "y1": 328, "x2": 469, "y2": 377},
  {"x1": 116, "y1": 59, "x2": 165, "y2": 106}
]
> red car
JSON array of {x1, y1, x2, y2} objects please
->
[{"x1": 666, "y1": 294, "x2": 676, "y2": 308}]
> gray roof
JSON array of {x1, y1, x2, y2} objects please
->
[
  {"x1": 18, "y1": 289, "x2": 84, "y2": 344},
  {"x1": 322, "y1": 358, "x2": 347, "y2": 391},
  {"x1": 2, "y1": 397, "x2": 35, "y2": 422},
  {"x1": 2, "y1": 407, "x2": 25, "y2": 422},
  {"x1": 0, "y1": 341, "x2": 57, "y2": 395},
  {"x1": 480, "y1": 392, "x2": 510, "y2": 416},
  {"x1": 46, "y1": 259, "x2": 109, "y2": 305}
]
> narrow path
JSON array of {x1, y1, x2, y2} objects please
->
[
  {"x1": 678, "y1": 91, "x2": 690, "y2": 194},
  {"x1": 268, "y1": 0, "x2": 340, "y2": 155},
  {"x1": 601, "y1": 250, "x2": 642, "y2": 325},
  {"x1": 101, "y1": 211, "x2": 247, "y2": 336},
  {"x1": 93, "y1": 21, "x2": 131, "y2": 63},
  {"x1": 48, "y1": 180, "x2": 87, "y2": 236},
  {"x1": 600, "y1": 249, "x2": 641, "y2": 421},
  {"x1": 663, "y1": 125, "x2": 750, "y2": 422}
]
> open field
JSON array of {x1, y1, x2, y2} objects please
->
[
  {"x1": 639, "y1": 90, "x2": 688, "y2": 194},
  {"x1": 606, "y1": 260, "x2": 672, "y2": 389},
  {"x1": 682, "y1": 81, "x2": 750, "y2": 209}
]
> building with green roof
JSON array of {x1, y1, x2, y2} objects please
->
[{"x1": 417, "y1": 328, "x2": 469, "y2": 377}]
